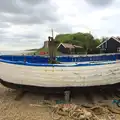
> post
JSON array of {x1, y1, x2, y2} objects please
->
[
  {"x1": 48, "y1": 36, "x2": 57, "y2": 63},
  {"x1": 23, "y1": 54, "x2": 26, "y2": 63},
  {"x1": 48, "y1": 36, "x2": 51, "y2": 59},
  {"x1": 64, "y1": 91, "x2": 71, "y2": 103}
]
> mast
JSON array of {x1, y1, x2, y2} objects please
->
[{"x1": 51, "y1": 29, "x2": 54, "y2": 39}]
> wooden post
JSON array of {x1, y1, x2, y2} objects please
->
[
  {"x1": 48, "y1": 36, "x2": 51, "y2": 58},
  {"x1": 64, "y1": 91, "x2": 71, "y2": 103},
  {"x1": 48, "y1": 36, "x2": 57, "y2": 63}
]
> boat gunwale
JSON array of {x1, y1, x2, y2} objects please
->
[{"x1": 0, "y1": 58, "x2": 118, "y2": 67}]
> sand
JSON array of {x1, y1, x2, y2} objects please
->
[
  {"x1": 0, "y1": 85, "x2": 51, "y2": 120},
  {"x1": 1, "y1": 84, "x2": 120, "y2": 120}
]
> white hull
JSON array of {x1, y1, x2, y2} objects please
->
[{"x1": 0, "y1": 61, "x2": 120, "y2": 87}]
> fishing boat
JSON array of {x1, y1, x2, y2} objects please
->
[
  {"x1": 0, "y1": 36, "x2": 120, "y2": 93},
  {"x1": 0, "y1": 54, "x2": 120, "y2": 92}
]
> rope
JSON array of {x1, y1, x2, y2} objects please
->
[
  {"x1": 51, "y1": 103, "x2": 119, "y2": 120},
  {"x1": 30, "y1": 100, "x2": 120, "y2": 120}
]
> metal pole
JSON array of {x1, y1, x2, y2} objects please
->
[{"x1": 51, "y1": 29, "x2": 54, "y2": 39}]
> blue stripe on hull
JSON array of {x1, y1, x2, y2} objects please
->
[{"x1": 0, "y1": 59, "x2": 117, "y2": 67}]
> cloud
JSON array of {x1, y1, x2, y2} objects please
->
[
  {"x1": 49, "y1": 22, "x2": 72, "y2": 34},
  {"x1": 0, "y1": 0, "x2": 60, "y2": 50},
  {"x1": 0, "y1": 22, "x2": 10, "y2": 28},
  {"x1": 0, "y1": 0, "x2": 120, "y2": 50},
  {"x1": 85, "y1": 0, "x2": 114, "y2": 7},
  {"x1": 0, "y1": 0, "x2": 23, "y2": 14},
  {"x1": 22, "y1": 0, "x2": 48, "y2": 5},
  {"x1": 0, "y1": 0, "x2": 49, "y2": 14},
  {"x1": 1, "y1": 14, "x2": 54, "y2": 25},
  {"x1": 16, "y1": 34, "x2": 40, "y2": 39},
  {"x1": 0, "y1": 0, "x2": 59, "y2": 25}
]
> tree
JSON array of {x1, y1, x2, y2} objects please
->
[
  {"x1": 55, "y1": 32, "x2": 101, "y2": 54},
  {"x1": 101, "y1": 37, "x2": 109, "y2": 42}
]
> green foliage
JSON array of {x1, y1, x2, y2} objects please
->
[
  {"x1": 101, "y1": 37, "x2": 109, "y2": 42},
  {"x1": 28, "y1": 32, "x2": 102, "y2": 55},
  {"x1": 55, "y1": 32, "x2": 101, "y2": 54}
]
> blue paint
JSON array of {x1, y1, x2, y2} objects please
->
[
  {"x1": 1, "y1": 54, "x2": 120, "y2": 63},
  {"x1": 0, "y1": 54, "x2": 120, "y2": 67},
  {"x1": 0, "y1": 58, "x2": 117, "y2": 67}
]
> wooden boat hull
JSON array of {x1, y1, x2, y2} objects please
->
[
  {"x1": 1, "y1": 78, "x2": 120, "y2": 94},
  {"x1": 0, "y1": 61, "x2": 120, "y2": 88}
]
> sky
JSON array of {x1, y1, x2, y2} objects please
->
[{"x1": 0, "y1": 0, "x2": 119, "y2": 50}]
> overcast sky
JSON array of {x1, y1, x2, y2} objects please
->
[{"x1": 0, "y1": 0, "x2": 119, "y2": 50}]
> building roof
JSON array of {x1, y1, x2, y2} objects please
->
[
  {"x1": 73, "y1": 45, "x2": 83, "y2": 48},
  {"x1": 97, "y1": 37, "x2": 120, "y2": 48},
  {"x1": 61, "y1": 43, "x2": 75, "y2": 48},
  {"x1": 57, "y1": 43, "x2": 82, "y2": 49}
]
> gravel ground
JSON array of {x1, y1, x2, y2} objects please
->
[
  {"x1": 0, "y1": 85, "x2": 52, "y2": 120},
  {"x1": 1, "y1": 84, "x2": 120, "y2": 120}
]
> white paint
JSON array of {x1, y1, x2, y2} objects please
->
[{"x1": 0, "y1": 62, "x2": 120, "y2": 87}]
